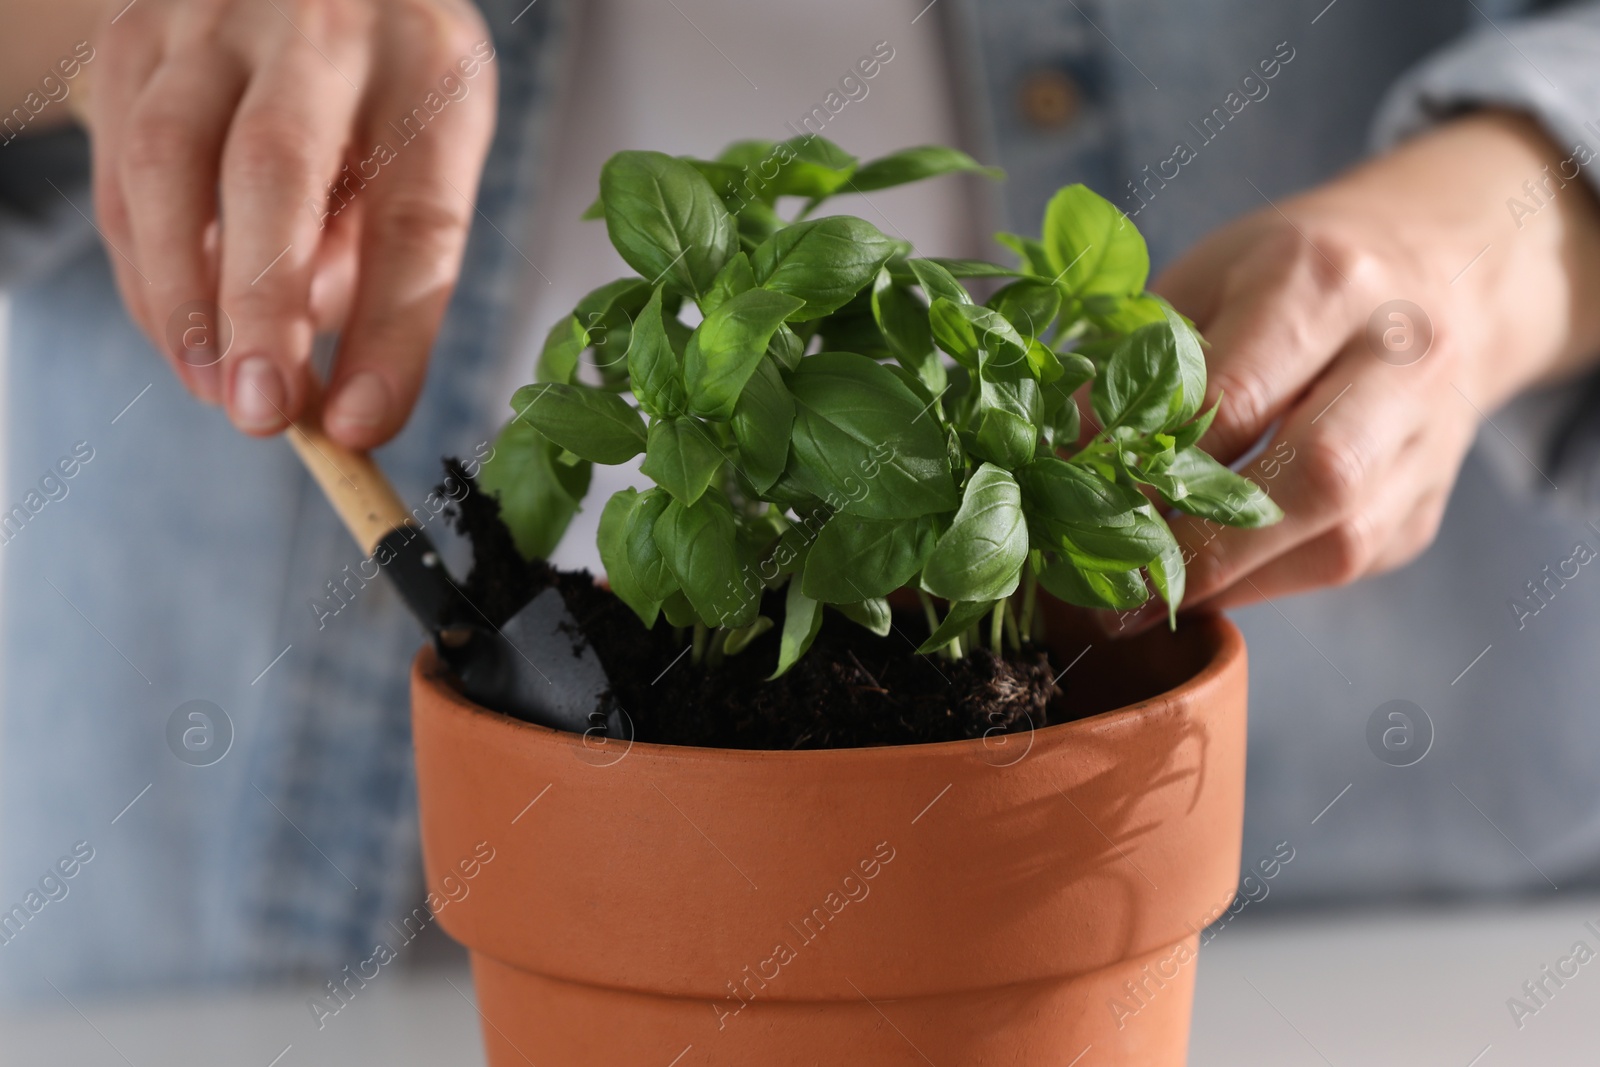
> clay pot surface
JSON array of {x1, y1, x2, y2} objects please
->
[{"x1": 412, "y1": 606, "x2": 1248, "y2": 1066}]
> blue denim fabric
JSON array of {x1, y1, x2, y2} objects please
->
[
  {"x1": 3, "y1": 0, "x2": 1600, "y2": 996},
  {"x1": 0, "y1": 0, "x2": 569, "y2": 998}
]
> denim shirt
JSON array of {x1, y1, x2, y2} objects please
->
[{"x1": 4, "y1": 0, "x2": 1600, "y2": 997}]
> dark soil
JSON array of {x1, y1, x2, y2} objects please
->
[{"x1": 440, "y1": 460, "x2": 1061, "y2": 750}]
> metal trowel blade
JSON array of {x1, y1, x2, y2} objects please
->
[{"x1": 446, "y1": 587, "x2": 621, "y2": 737}]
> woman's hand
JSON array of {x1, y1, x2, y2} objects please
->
[
  {"x1": 79, "y1": 0, "x2": 497, "y2": 447},
  {"x1": 1119, "y1": 111, "x2": 1600, "y2": 627}
]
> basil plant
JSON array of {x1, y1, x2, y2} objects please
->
[{"x1": 481, "y1": 136, "x2": 1282, "y2": 675}]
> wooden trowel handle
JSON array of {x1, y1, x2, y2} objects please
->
[{"x1": 284, "y1": 385, "x2": 413, "y2": 555}]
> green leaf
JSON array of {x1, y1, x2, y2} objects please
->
[
  {"x1": 936, "y1": 302, "x2": 1030, "y2": 381},
  {"x1": 1018, "y1": 457, "x2": 1168, "y2": 569},
  {"x1": 1026, "y1": 340, "x2": 1064, "y2": 384},
  {"x1": 770, "y1": 577, "x2": 824, "y2": 679},
  {"x1": 871, "y1": 269, "x2": 944, "y2": 393},
  {"x1": 572, "y1": 278, "x2": 654, "y2": 384},
  {"x1": 625, "y1": 488, "x2": 680, "y2": 601},
  {"x1": 536, "y1": 315, "x2": 586, "y2": 385},
  {"x1": 1163, "y1": 449, "x2": 1284, "y2": 527},
  {"x1": 703, "y1": 251, "x2": 756, "y2": 315},
  {"x1": 995, "y1": 232, "x2": 1050, "y2": 276},
  {"x1": 1055, "y1": 349, "x2": 1097, "y2": 395},
  {"x1": 730, "y1": 358, "x2": 795, "y2": 493},
  {"x1": 1126, "y1": 456, "x2": 1186, "y2": 503},
  {"x1": 751, "y1": 216, "x2": 899, "y2": 321},
  {"x1": 835, "y1": 599, "x2": 890, "y2": 637},
  {"x1": 640, "y1": 417, "x2": 725, "y2": 505},
  {"x1": 768, "y1": 135, "x2": 859, "y2": 203},
  {"x1": 597, "y1": 488, "x2": 676, "y2": 626},
  {"x1": 723, "y1": 615, "x2": 774, "y2": 655},
  {"x1": 627, "y1": 286, "x2": 687, "y2": 417},
  {"x1": 1090, "y1": 322, "x2": 1182, "y2": 435},
  {"x1": 1172, "y1": 396, "x2": 1220, "y2": 451},
  {"x1": 974, "y1": 407, "x2": 1037, "y2": 469},
  {"x1": 654, "y1": 490, "x2": 756, "y2": 628},
  {"x1": 1038, "y1": 556, "x2": 1149, "y2": 611},
  {"x1": 786, "y1": 351, "x2": 959, "y2": 519},
  {"x1": 921, "y1": 463, "x2": 1028, "y2": 601},
  {"x1": 1041, "y1": 184, "x2": 1149, "y2": 300},
  {"x1": 815, "y1": 298, "x2": 892, "y2": 360},
  {"x1": 907, "y1": 258, "x2": 971, "y2": 307},
  {"x1": 882, "y1": 364, "x2": 943, "y2": 424},
  {"x1": 917, "y1": 599, "x2": 996, "y2": 655},
  {"x1": 736, "y1": 199, "x2": 785, "y2": 249},
  {"x1": 767, "y1": 323, "x2": 805, "y2": 371},
  {"x1": 1162, "y1": 302, "x2": 1207, "y2": 424},
  {"x1": 685, "y1": 288, "x2": 806, "y2": 419},
  {"x1": 1085, "y1": 292, "x2": 1168, "y2": 333},
  {"x1": 926, "y1": 257, "x2": 1024, "y2": 279},
  {"x1": 478, "y1": 417, "x2": 591, "y2": 561},
  {"x1": 978, "y1": 374, "x2": 1040, "y2": 428},
  {"x1": 788, "y1": 135, "x2": 858, "y2": 170},
  {"x1": 1145, "y1": 514, "x2": 1185, "y2": 627},
  {"x1": 988, "y1": 280, "x2": 1063, "y2": 345},
  {"x1": 849, "y1": 145, "x2": 1003, "y2": 192},
  {"x1": 927, "y1": 297, "x2": 981, "y2": 369},
  {"x1": 600, "y1": 150, "x2": 736, "y2": 300},
  {"x1": 512, "y1": 382, "x2": 647, "y2": 464},
  {"x1": 716, "y1": 138, "x2": 781, "y2": 181},
  {"x1": 802, "y1": 515, "x2": 937, "y2": 602},
  {"x1": 661, "y1": 590, "x2": 697, "y2": 628},
  {"x1": 1042, "y1": 382, "x2": 1081, "y2": 448}
]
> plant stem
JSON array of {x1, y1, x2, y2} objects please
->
[
  {"x1": 917, "y1": 589, "x2": 960, "y2": 661},
  {"x1": 691, "y1": 622, "x2": 709, "y2": 666},
  {"x1": 706, "y1": 628, "x2": 729, "y2": 669},
  {"x1": 917, "y1": 588, "x2": 940, "y2": 638},
  {"x1": 1004, "y1": 600, "x2": 1021, "y2": 654},
  {"x1": 1020, "y1": 562, "x2": 1038, "y2": 638},
  {"x1": 989, "y1": 601, "x2": 1005, "y2": 657}
]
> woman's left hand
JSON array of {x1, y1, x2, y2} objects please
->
[{"x1": 1113, "y1": 111, "x2": 1600, "y2": 629}]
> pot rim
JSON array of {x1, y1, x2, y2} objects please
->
[{"x1": 417, "y1": 611, "x2": 1242, "y2": 765}]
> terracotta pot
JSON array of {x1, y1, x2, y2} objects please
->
[{"x1": 411, "y1": 603, "x2": 1248, "y2": 1066}]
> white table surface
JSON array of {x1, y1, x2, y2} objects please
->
[{"x1": 5, "y1": 896, "x2": 1598, "y2": 1065}]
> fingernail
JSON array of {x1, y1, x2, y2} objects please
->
[
  {"x1": 325, "y1": 371, "x2": 391, "y2": 438},
  {"x1": 231, "y1": 356, "x2": 287, "y2": 432}
]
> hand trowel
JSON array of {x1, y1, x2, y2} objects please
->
[{"x1": 282, "y1": 390, "x2": 622, "y2": 737}]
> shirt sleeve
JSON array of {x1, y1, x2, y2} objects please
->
[
  {"x1": 1371, "y1": 2, "x2": 1600, "y2": 185},
  {"x1": 1370, "y1": 2, "x2": 1600, "y2": 504}
]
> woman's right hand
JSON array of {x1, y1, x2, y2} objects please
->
[{"x1": 79, "y1": 0, "x2": 498, "y2": 447}]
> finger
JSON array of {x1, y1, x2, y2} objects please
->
[
  {"x1": 1361, "y1": 482, "x2": 1450, "y2": 577},
  {"x1": 1174, "y1": 344, "x2": 1425, "y2": 608},
  {"x1": 322, "y1": 40, "x2": 496, "y2": 448},
  {"x1": 310, "y1": 197, "x2": 363, "y2": 332},
  {"x1": 1358, "y1": 418, "x2": 1478, "y2": 578},
  {"x1": 1196, "y1": 465, "x2": 1437, "y2": 612},
  {"x1": 1150, "y1": 220, "x2": 1263, "y2": 325},
  {"x1": 217, "y1": 45, "x2": 364, "y2": 435},
  {"x1": 120, "y1": 56, "x2": 249, "y2": 402},
  {"x1": 1190, "y1": 230, "x2": 1377, "y2": 464},
  {"x1": 86, "y1": 14, "x2": 165, "y2": 338}
]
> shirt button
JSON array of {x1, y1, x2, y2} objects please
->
[{"x1": 1018, "y1": 69, "x2": 1081, "y2": 130}]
